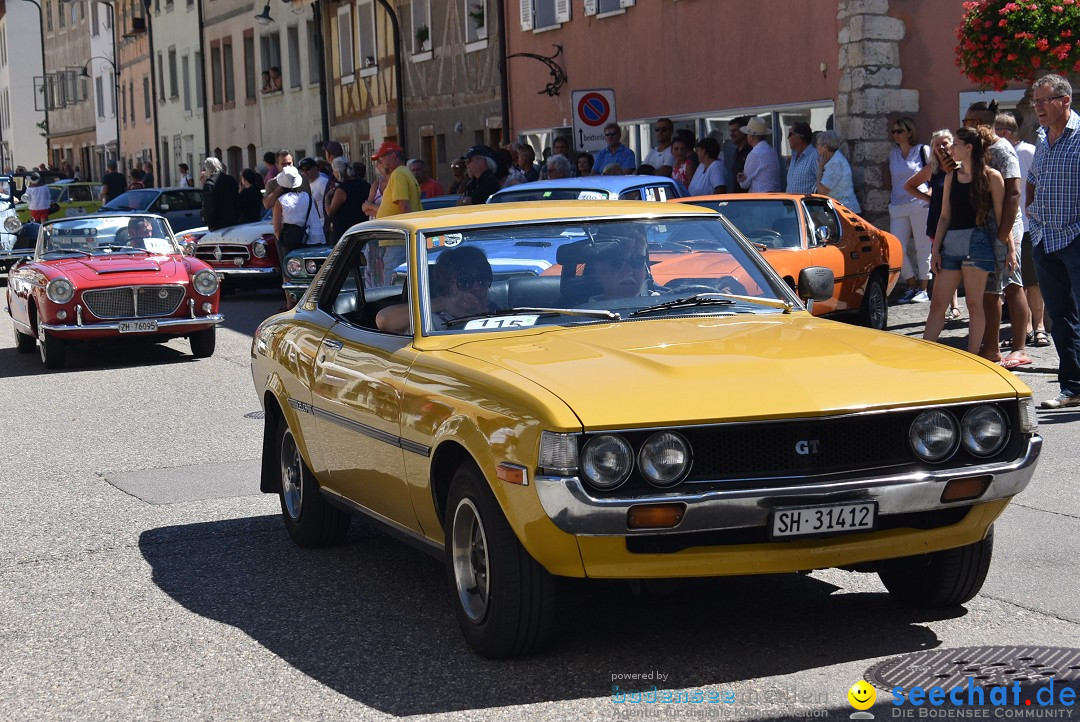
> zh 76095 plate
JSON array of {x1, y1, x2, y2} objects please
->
[{"x1": 118, "y1": 320, "x2": 158, "y2": 333}]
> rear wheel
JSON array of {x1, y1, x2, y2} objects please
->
[
  {"x1": 14, "y1": 325, "x2": 35, "y2": 353},
  {"x1": 445, "y1": 463, "x2": 556, "y2": 658},
  {"x1": 276, "y1": 416, "x2": 349, "y2": 547},
  {"x1": 189, "y1": 326, "x2": 216, "y2": 358},
  {"x1": 858, "y1": 274, "x2": 888, "y2": 330},
  {"x1": 878, "y1": 527, "x2": 994, "y2": 608},
  {"x1": 38, "y1": 327, "x2": 65, "y2": 369}
]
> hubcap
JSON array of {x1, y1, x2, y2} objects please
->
[
  {"x1": 869, "y1": 284, "x2": 886, "y2": 329},
  {"x1": 279, "y1": 429, "x2": 303, "y2": 520},
  {"x1": 451, "y1": 498, "x2": 490, "y2": 623}
]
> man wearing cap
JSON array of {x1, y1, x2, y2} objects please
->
[
  {"x1": 593, "y1": 123, "x2": 637, "y2": 174},
  {"x1": 201, "y1": 157, "x2": 240, "y2": 231},
  {"x1": 459, "y1": 145, "x2": 500, "y2": 205},
  {"x1": 362, "y1": 141, "x2": 419, "y2": 218},
  {"x1": 736, "y1": 117, "x2": 782, "y2": 193},
  {"x1": 100, "y1": 159, "x2": 126, "y2": 203},
  {"x1": 785, "y1": 122, "x2": 818, "y2": 194}
]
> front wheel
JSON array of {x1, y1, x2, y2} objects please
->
[
  {"x1": 445, "y1": 463, "x2": 556, "y2": 658},
  {"x1": 189, "y1": 326, "x2": 216, "y2": 358},
  {"x1": 858, "y1": 275, "x2": 888, "y2": 330},
  {"x1": 14, "y1": 325, "x2": 35, "y2": 354},
  {"x1": 38, "y1": 327, "x2": 65, "y2": 369},
  {"x1": 878, "y1": 527, "x2": 994, "y2": 608},
  {"x1": 276, "y1": 416, "x2": 350, "y2": 547}
]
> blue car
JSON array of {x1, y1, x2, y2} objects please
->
[{"x1": 488, "y1": 175, "x2": 686, "y2": 203}]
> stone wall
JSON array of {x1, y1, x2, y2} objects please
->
[{"x1": 836, "y1": 0, "x2": 918, "y2": 226}]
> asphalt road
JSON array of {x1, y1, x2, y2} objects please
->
[{"x1": 1, "y1": 290, "x2": 1078, "y2": 722}]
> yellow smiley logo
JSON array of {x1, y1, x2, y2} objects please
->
[{"x1": 848, "y1": 680, "x2": 876, "y2": 710}]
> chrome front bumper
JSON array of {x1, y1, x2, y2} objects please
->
[
  {"x1": 212, "y1": 267, "x2": 279, "y2": 277},
  {"x1": 282, "y1": 282, "x2": 311, "y2": 291},
  {"x1": 534, "y1": 436, "x2": 1042, "y2": 536},
  {"x1": 42, "y1": 313, "x2": 224, "y2": 332}
]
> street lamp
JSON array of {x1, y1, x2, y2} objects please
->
[
  {"x1": 80, "y1": 56, "x2": 121, "y2": 170},
  {"x1": 254, "y1": 3, "x2": 273, "y2": 24}
]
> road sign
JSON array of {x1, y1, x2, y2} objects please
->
[{"x1": 571, "y1": 88, "x2": 617, "y2": 153}]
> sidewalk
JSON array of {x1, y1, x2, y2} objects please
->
[{"x1": 885, "y1": 297, "x2": 1063, "y2": 405}]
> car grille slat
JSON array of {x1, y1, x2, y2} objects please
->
[
  {"x1": 82, "y1": 286, "x2": 186, "y2": 318},
  {"x1": 196, "y1": 244, "x2": 251, "y2": 263}
]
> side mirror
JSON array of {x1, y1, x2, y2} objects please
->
[
  {"x1": 797, "y1": 266, "x2": 834, "y2": 302},
  {"x1": 815, "y1": 226, "x2": 832, "y2": 244}
]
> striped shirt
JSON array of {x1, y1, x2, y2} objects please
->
[
  {"x1": 1028, "y1": 110, "x2": 1080, "y2": 253},
  {"x1": 786, "y1": 148, "x2": 818, "y2": 195}
]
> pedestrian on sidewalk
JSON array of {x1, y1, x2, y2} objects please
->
[{"x1": 889, "y1": 118, "x2": 932, "y2": 305}]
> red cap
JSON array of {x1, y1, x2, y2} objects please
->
[{"x1": 371, "y1": 141, "x2": 404, "y2": 160}]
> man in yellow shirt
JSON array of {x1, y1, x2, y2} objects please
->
[{"x1": 370, "y1": 141, "x2": 420, "y2": 218}]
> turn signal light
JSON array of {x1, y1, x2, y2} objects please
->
[
  {"x1": 627, "y1": 504, "x2": 685, "y2": 529},
  {"x1": 496, "y1": 463, "x2": 528, "y2": 486},
  {"x1": 941, "y1": 475, "x2": 991, "y2": 503}
]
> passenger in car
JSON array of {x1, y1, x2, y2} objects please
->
[
  {"x1": 590, "y1": 234, "x2": 655, "y2": 300},
  {"x1": 375, "y1": 246, "x2": 493, "y2": 333}
]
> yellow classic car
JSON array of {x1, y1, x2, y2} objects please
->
[
  {"x1": 251, "y1": 201, "x2": 1041, "y2": 658},
  {"x1": 15, "y1": 182, "x2": 103, "y2": 222}
]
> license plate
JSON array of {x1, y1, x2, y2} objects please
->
[
  {"x1": 118, "y1": 320, "x2": 158, "y2": 333},
  {"x1": 770, "y1": 502, "x2": 876, "y2": 539}
]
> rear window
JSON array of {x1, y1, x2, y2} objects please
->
[{"x1": 489, "y1": 188, "x2": 611, "y2": 203}]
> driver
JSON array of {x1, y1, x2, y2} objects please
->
[
  {"x1": 590, "y1": 234, "x2": 655, "y2": 300},
  {"x1": 126, "y1": 217, "x2": 154, "y2": 248},
  {"x1": 376, "y1": 245, "x2": 493, "y2": 333}
]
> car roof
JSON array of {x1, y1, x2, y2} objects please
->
[
  {"x1": 353, "y1": 200, "x2": 717, "y2": 234},
  {"x1": 492, "y1": 175, "x2": 679, "y2": 195},
  {"x1": 679, "y1": 192, "x2": 824, "y2": 203}
]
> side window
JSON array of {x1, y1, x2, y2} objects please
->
[
  {"x1": 802, "y1": 199, "x2": 841, "y2": 244},
  {"x1": 618, "y1": 188, "x2": 643, "y2": 201},
  {"x1": 152, "y1": 194, "x2": 172, "y2": 212},
  {"x1": 69, "y1": 185, "x2": 94, "y2": 203},
  {"x1": 317, "y1": 234, "x2": 408, "y2": 331},
  {"x1": 182, "y1": 190, "x2": 204, "y2": 208}
]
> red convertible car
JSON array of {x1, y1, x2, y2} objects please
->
[{"x1": 5, "y1": 213, "x2": 223, "y2": 369}]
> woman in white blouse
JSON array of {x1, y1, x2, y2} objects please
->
[{"x1": 688, "y1": 137, "x2": 728, "y2": 196}]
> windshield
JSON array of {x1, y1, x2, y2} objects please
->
[
  {"x1": 687, "y1": 199, "x2": 806, "y2": 249},
  {"x1": 406, "y1": 216, "x2": 791, "y2": 335},
  {"x1": 102, "y1": 190, "x2": 158, "y2": 212},
  {"x1": 39, "y1": 216, "x2": 180, "y2": 256},
  {"x1": 489, "y1": 188, "x2": 612, "y2": 203}
]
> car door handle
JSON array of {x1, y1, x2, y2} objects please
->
[{"x1": 322, "y1": 339, "x2": 343, "y2": 350}]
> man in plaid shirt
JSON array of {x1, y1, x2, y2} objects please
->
[{"x1": 1027, "y1": 74, "x2": 1080, "y2": 409}]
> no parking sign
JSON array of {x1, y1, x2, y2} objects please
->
[{"x1": 571, "y1": 88, "x2": 617, "y2": 153}]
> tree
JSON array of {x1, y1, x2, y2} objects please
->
[{"x1": 955, "y1": 0, "x2": 1080, "y2": 91}]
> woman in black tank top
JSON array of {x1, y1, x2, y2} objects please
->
[{"x1": 923, "y1": 126, "x2": 1005, "y2": 355}]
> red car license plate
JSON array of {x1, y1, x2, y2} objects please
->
[{"x1": 118, "y1": 320, "x2": 158, "y2": 333}]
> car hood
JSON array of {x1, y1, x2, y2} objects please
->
[
  {"x1": 447, "y1": 315, "x2": 1023, "y2": 429},
  {"x1": 198, "y1": 221, "x2": 273, "y2": 244},
  {"x1": 53, "y1": 255, "x2": 186, "y2": 282}
]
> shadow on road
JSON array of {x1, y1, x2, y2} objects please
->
[{"x1": 140, "y1": 515, "x2": 957, "y2": 716}]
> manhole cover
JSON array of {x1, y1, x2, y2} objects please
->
[
  {"x1": 244, "y1": 411, "x2": 265, "y2": 419},
  {"x1": 867, "y1": 645, "x2": 1080, "y2": 692}
]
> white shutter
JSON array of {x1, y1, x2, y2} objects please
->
[
  {"x1": 619, "y1": 0, "x2": 635, "y2": 6},
  {"x1": 583, "y1": 0, "x2": 597, "y2": 15},
  {"x1": 554, "y1": 0, "x2": 571, "y2": 23},
  {"x1": 519, "y1": 0, "x2": 533, "y2": 30}
]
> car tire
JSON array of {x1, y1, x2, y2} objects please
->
[
  {"x1": 445, "y1": 462, "x2": 556, "y2": 659},
  {"x1": 38, "y1": 327, "x2": 65, "y2": 369},
  {"x1": 858, "y1": 274, "x2": 888, "y2": 331},
  {"x1": 189, "y1": 327, "x2": 216, "y2": 358},
  {"x1": 14, "y1": 325, "x2": 35, "y2": 354},
  {"x1": 276, "y1": 416, "x2": 350, "y2": 547},
  {"x1": 878, "y1": 526, "x2": 994, "y2": 608}
]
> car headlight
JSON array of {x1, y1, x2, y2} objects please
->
[
  {"x1": 46, "y1": 277, "x2": 75, "y2": 304},
  {"x1": 252, "y1": 240, "x2": 268, "y2": 258},
  {"x1": 305, "y1": 259, "x2": 318, "y2": 275},
  {"x1": 961, "y1": 405, "x2": 1009, "y2": 457},
  {"x1": 285, "y1": 258, "x2": 303, "y2": 276},
  {"x1": 192, "y1": 269, "x2": 219, "y2": 296},
  {"x1": 3, "y1": 215, "x2": 23, "y2": 233},
  {"x1": 581, "y1": 434, "x2": 633, "y2": 490},
  {"x1": 909, "y1": 410, "x2": 958, "y2": 462},
  {"x1": 638, "y1": 432, "x2": 691, "y2": 487}
]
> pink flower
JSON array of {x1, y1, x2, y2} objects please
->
[
  {"x1": 1051, "y1": 4, "x2": 1064, "y2": 10},
  {"x1": 1036, "y1": 38, "x2": 1051, "y2": 50},
  {"x1": 1062, "y1": 29, "x2": 1073, "y2": 37},
  {"x1": 1007, "y1": 53, "x2": 1020, "y2": 60}
]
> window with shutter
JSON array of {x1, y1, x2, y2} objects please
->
[
  {"x1": 554, "y1": 0, "x2": 570, "y2": 23},
  {"x1": 519, "y1": 0, "x2": 532, "y2": 31},
  {"x1": 583, "y1": 0, "x2": 596, "y2": 16},
  {"x1": 619, "y1": 0, "x2": 634, "y2": 6}
]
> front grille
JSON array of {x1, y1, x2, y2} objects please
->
[
  {"x1": 82, "y1": 286, "x2": 186, "y2": 318},
  {"x1": 196, "y1": 244, "x2": 251, "y2": 264}
]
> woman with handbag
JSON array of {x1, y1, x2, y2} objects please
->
[{"x1": 273, "y1": 166, "x2": 325, "y2": 309}]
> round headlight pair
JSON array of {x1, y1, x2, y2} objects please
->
[
  {"x1": 3, "y1": 215, "x2": 23, "y2": 233},
  {"x1": 285, "y1": 258, "x2": 303, "y2": 277},
  {"x1": 581, "y1": 432, "x2": 692, "y2": 490},
  {"x1": 909, "y1": 406, "x2": 1008, "y2": 462},
  {"x1": 46, "y1": 277, "x2": 75, "y2": 304},
  {"x1": 252, "y1": 240, "x2": 268, "y2": 258},
  {"x1": 192, "y1": 269, "x2": 219, "y2": 296}
]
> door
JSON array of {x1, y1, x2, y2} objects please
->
[
  {"x1": 307, "y1": 231, "x2": 421, "y2": 530},
  {"x1": 64, "y1": 184, "x2": 99, "y2": 216},
  {"x1": 803, "y1": 197, "x2": 862, "y2": 313}
]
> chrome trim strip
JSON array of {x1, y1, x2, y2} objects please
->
[
  {"x1": 188, "y1": 298, "x2": 195, "y2": 319},
  {"x1": 320, "y1": 487, "x2": 444, "y2": 559},
  {"x1": 11, "y1": 316, "x2": 32, "y2": 332},
  {"x1": 41, "y1": 314, "x2": 224, "y2": 332},
  {"x1": 282, "y1": 282, "x2": 311, "y2": 291},
  {"x1": 76, "y1": 304, "x2": 83, "y2": 327},
  {"x1": 214, "y1": 268, "x2": 280, "y2": 276},
  {"x1": 534, "y1": 436, "x2": 1041, "y2": 536},
  {"x1": 308, "y1": 403, "x2": 432, "y2": 458}
]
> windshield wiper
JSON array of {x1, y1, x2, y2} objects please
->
[
  {"x1": 443, "y1": 306, "x2": 620, "y2": 328},
  {"x1": 43, "y1": 248, "x2": 92, "y2": 257},
  {"x1": 100, "y1": 245, "x2": 151, "y2": 254},
  {"x1": 630, "y1": 292, "x2": 793, "y2": 317}
]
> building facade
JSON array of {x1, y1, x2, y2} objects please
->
[
  {"x1": 149, "y1": 0, "x2": 206, "y2": 186},
  {"x1": 0, "y1": 0, "x2": 48, "y2": 171},
  {"x1": 115, "y1": 0, "x2": 154, "y2": 178},
  {"x1": 87, "y1": 0, "x2": 118, "y2": 181},
  {"x1": 202, "y1": 0, "x2": 259, "y2": 178},
  {"x1": 42, "y1": 0, "x2": 96, "y2": 173}
]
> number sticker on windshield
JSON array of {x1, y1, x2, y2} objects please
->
[{"x1": 463, "y1": 315, "x2": 540, "y2": 330}]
